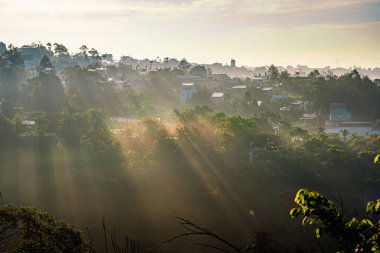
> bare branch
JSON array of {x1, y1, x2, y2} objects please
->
[
  {"x1": 195, "y1": 243, "x2": 231, "y2": 253},
  {"x1": 152, "y1": 217, "x2": 243, "y2": 253}
]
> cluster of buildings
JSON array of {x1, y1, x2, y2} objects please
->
[
  {"x1": 324, "y1": 103, "x2": 380, "y2": 137},
  {"x1": 2, "y1": 42, "x2": 379, "y2": 138}
]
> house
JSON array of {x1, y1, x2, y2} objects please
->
[
  {"x1": 180, "y1": 83, "x2": 196, "y2": 101},
  {"x1": 211, "y1": 92, "x2": 224, "y2": 105},
  {"x1": 18, "y1": 46, "x2": 45, "y2": 69},
  {"x1": 261, "y1": 87, "x2": 273, "y2": 92},
  {"x1": 231, "y1": 85, "x2": 247, "y2": 95},
  {"x1": 271, "y1": 94, "x2": 288, "y2": 102},
  {"x1": 291, "y1": 100, "x2": 313, "y2": 112},
  {"x1": 324, "y1": 121, "x2": 374, "y2": 137},
  {"x1": 176, "y1": 74, "x2": 222, "y2": 89},
  {"x1": 291, "y1": 101, "x2": 303, "y2": 110},
  {"x1": 71, "y1": 55, "x2": 91, "y2": 67},
  {"x1": 211, "y1": 74, "x2": 237, "y2": 86},
  {"x1": 231, "y1": 85, "x2": 247, "y2": 89},
  {"x1": 102, "y1": 53, "x2": 113, "y2": 62},
  {"x1": 251, "y1": 76, "x2": 266, "y2": 87},
  {"x1": 198, "y1": 80, "x2": 222, "y2": 89},
  {"x1": 22, "y1": 120, "x2": 36, "y2": 125},
  {"x1": 300, "y1": 113, "x2": 319, "y2": 132},
  {"x1": 189, "y1": 65, "x2": 208, "y2": 78},
  {"x1": 330, "y1": 103, "x2": 351, "y2": 121}
]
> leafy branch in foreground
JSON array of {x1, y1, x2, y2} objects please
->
[
  {"x1": 290, "y1": 189, "x2": 380, "y2": 253},
  {"x1": 152, "y1": 217, "x2": 256, "y2": 253},
  {"x1": 0, "y1": 192, "x2": 94, "y2": 253}
]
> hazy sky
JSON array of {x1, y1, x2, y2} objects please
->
[{"x1": 1, "y1": 0, "x2": 379, "y2": 67}]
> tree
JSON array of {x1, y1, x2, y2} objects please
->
[
  {"x1": 0, "y1": 192, "x2": 93, "y2": 252},
  {"x1": 0, "y1": 46, "x2": 24, "y2": 101},
  {"x1": 0, "y1": 42, "x2": 6, "y2": 55},
  {"x1": 62, "y1": 65, "x2": 103, "y2": 109},
  {"x1": 290, "y1": 127, "x2": 309, "y2": 142},
  {"x1": 81, "y1": 109, "x2": 122, "y2": 166},
  {"x1": 28, "y1": 58, "x2": 65, "y2": 116},
  {"x1": 0, "y1": 113, "x2": 15, "y2": 150},
  {"x1": 207, "y1": 67, "x2": 212, "y2": 77},
  {"x1": 340, "y1": 129, "x2": 349, "y2": 141},
  {"x1": 58, "y1": 104, "x2": 85, "y2": 150},
  {"x1": 266, "y1": 64, "x2": 279, "y2": 85},
  {"x1": 37, "y1": 55, "x2": 54, "y2": 72},
  {"x1": 88, "y1": 48, "x2": 100, "y2": 62},
  {"x1": 123, "y1": 88, "x2": 154, "y2": 117},
  {"x1": 290, "y1": 189, "x2": 380, "y2": 252},
  {"x1": 279, "y1": 70, "x2": 290, "y2": 83},
  {"x1": 79, "y1": 45, "x2": 88, "y2": 58},
  {"x1": 53, "y1": 43, "x2": 69, "y2": 57},
  {"x1": 46, "y1": 42, "x2": 52, "y2": 52},
  {"x1": 308, "y1": 69, "x2": 320, "y2": 78},
  {"x1": 178, "y1": 58, "x2": 191, "y2": 74}
]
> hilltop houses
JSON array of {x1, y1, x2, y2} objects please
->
[
  {"x1": 324, "y1": 103, "x2": 380, "y2": 137},
  {"x1": 18, "y1": 46, "x2": 46, "y2": 70},
  {"x1": 325, "y1": 121, "x2": 380, "y2": 137},
  {"x1": 329, "y1": 103, "x2": 351, "y2": 121}
]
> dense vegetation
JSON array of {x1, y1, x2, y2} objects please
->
[{"x1": 1, "y1": 45, "x2": 380, "y2": 252}]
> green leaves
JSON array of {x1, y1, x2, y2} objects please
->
[
  {"x1": 0, "y1": 204, "x2": 93, "y2": 252},
  {"x1": 315, "y1": 228, "x2": 323, "y2": 238},
  {"x1": 290, "y1": 188, "x2": 380, "y2": 252},
  {"x1": 302, "y1": 217, "x2": 315, "y2": 225},
  {"x1": 290, "y1": 208, "x2": 302, "y2": 218},
  {"x1": 367, "y1": 199, "x2": 380, "y2": 215}
]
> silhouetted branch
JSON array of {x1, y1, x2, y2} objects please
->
[
  {"x1": 103, "y1": 217, "x2": 108, "y2": 253},
  {"x1": 151, "y1": 217, "x2": 253, "y2": 253},
  {"x1": 195, "y1": 243, "x2": 231, "y2": 253}
]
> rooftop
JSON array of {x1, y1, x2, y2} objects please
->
[
  {"x1": 211, "y1": 92, "x2": 224, "y2": 98},
  {"x1": 232, "y1": 85, "x2": 247, "y2": 89}
]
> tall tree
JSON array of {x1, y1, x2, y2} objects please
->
[
  {"x1": 37, "y1": 55, "x2": 54, "y2": 72},
  {"x1": 79, "y1": 45, "x2": 88, "y2": 58},
  {"x1": 0, "y1": 46, "x2": 24, "y2": 101},
  {"x1": 267, "y1": 64, "x2": 280, "y2": 85},
  {"x1": 88, "y1": 48, "x2": 100, "y2": 62},
  {"x1": 28, "y1": 56, "x2": 65, "y2": 116},
  {"x1": 53, "y1": 43, "x2": 69, "y2": 57},
  {"x1": 178, "y1": 58, "x2": 191, "y2": 74}
]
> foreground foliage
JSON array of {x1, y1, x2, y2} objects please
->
[
  {"x1": 0, "y1": 193, "x2": 93, "y2": 253},
  {"x1": 290, "y1": 189, "x2": 380, "y2": 252}
]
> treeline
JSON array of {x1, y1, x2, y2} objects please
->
[{"x1": 270, "y1": 68, "x2": 380, "y2": 119}]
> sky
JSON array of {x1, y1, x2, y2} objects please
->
[{"x1": 0, "y1": 0, "x2": 380, "y2": 68}]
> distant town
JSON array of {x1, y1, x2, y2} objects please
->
[{"x1": 2, "y1": 42, "x2": 380, "y2": 80}]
